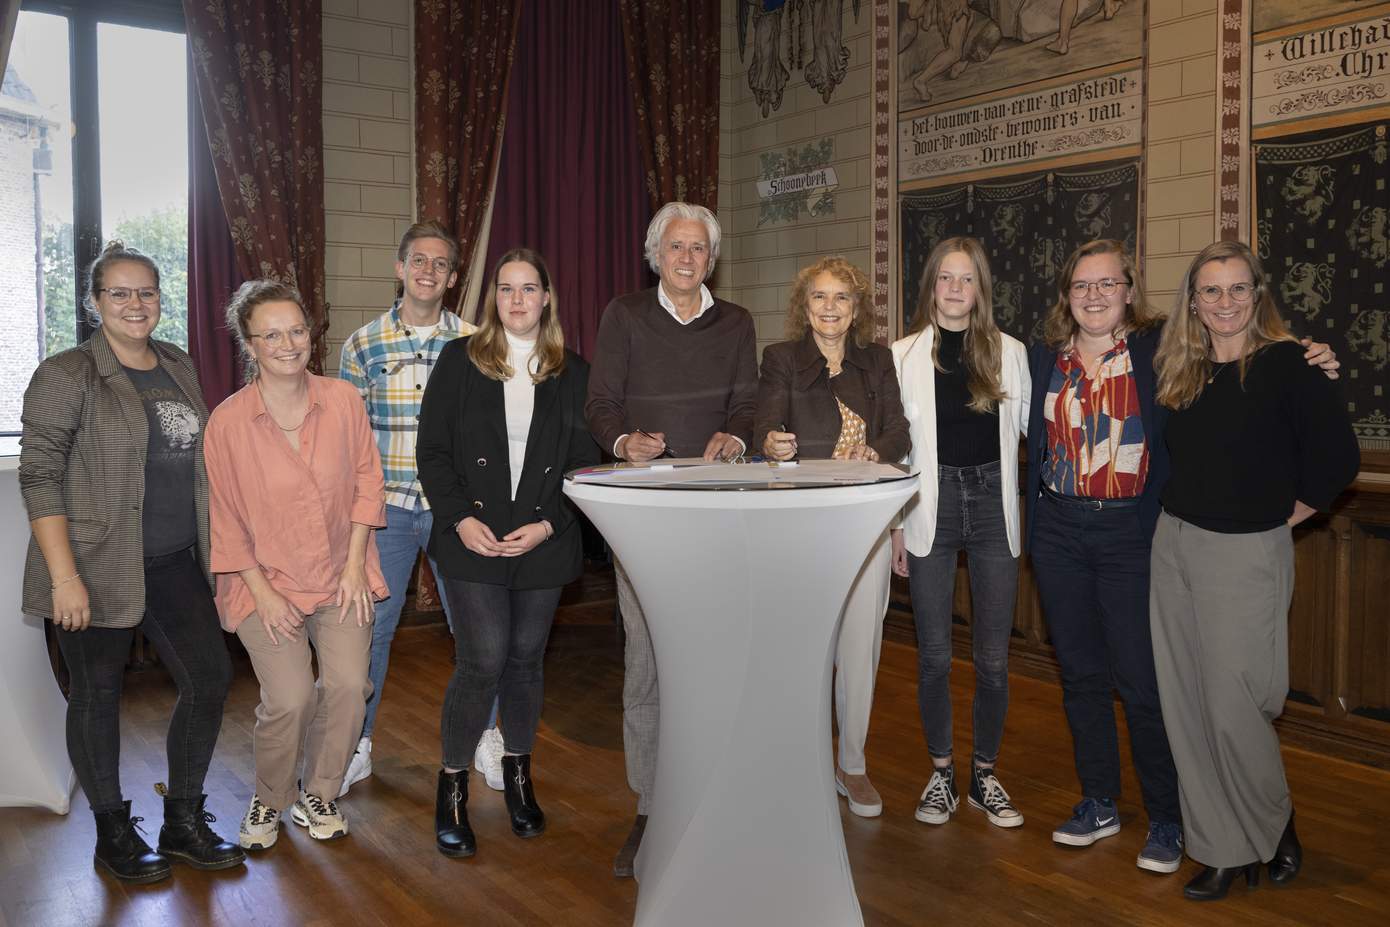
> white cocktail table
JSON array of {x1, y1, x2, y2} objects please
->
[
  {"x1": 0, "y1": 458, "x2": 77, "y2": 812},
  {"x1": 566, "y1": 463, "x2": 916, "y2": 927}
]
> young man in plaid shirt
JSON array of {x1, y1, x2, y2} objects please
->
[{"x1": 337, "y1": 221, "x2": 502, "y2": 794}]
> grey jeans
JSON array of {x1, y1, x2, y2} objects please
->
[{"x1": 615, "y1": 558, "x2": 658, "y2": 815}]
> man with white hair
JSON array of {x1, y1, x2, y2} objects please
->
[{"x1": 586, "y1": 201, "x2": 758, "y2": 877}]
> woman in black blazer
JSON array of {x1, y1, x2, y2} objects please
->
[{"x1": 416, "y1": 248, "x2": 598, "y2": 859}]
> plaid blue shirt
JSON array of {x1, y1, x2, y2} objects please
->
[{"x1": 339, "y1": 303, "x2": 475, "y2": 509}]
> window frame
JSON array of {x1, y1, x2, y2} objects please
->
[{"x1": 20, "y1": 0, "x2": 186, "y2": 345}]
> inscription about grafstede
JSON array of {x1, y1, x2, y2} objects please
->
[
  {"x1": 898, "y1": 69, "x2": 1142, "y2": 181},
  {"x1": 1255, "y1": 14, "x2": 1390, "y2": 127}
]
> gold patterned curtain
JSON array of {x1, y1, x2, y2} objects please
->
[
  {"x1": 617, "y1": 0, "x2": 721, "y2": 210},
  {"x1": 184, "y1": 0, "x2": 328, "y2": 371},
  {"x1": 415, "y1": 0, "x2": 522, "y2": 301}
]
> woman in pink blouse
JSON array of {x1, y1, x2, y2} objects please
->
[{"x1": 204, "y1": 280, "x2": 388, "y2": 851}]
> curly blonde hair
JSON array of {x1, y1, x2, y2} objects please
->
[{"x1": 783, "y1": 256, "x2": 875, "y2": 347}]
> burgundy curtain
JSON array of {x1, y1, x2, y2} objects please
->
[
  {"x1": 415, "y1": 0, "x2": 522, "y2": 304},
  {"x1": 483, "y1": 0, "x2": 649, "y2": 359},
  {"x1": 183, "y1": 0, "x2": 328, "y2": 371},
  {"x1": 185, "y1": 49, "x2": 242, "y2": 410},
  {"x1": 618, "y1": 0, "x2": 721, "y2": 211}
]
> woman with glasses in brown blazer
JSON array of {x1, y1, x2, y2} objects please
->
[{"x1": 19, "y1": 242, "x2": 243, "y2": 884}]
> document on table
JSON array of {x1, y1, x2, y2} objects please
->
[{"x1": 569, "y1": 458, "x2": 908, "y2": 486}]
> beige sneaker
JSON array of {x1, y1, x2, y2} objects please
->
[
  {"x1": 835, "y1": 768, "x2": 883, "y2": 818},
  {"x1": 290, "y1": 790, "x2": 349, "y2": 840},
  {"x1": 239, "y1": 794, "x2": 281, "y2": 850}
]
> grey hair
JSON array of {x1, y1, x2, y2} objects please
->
[{"x1": 643, "y1": 202, "x2": 721, "y2": 278}]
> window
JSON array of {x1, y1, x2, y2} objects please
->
[{"x1": 1, "y1": 0, "x2": 187, "y2": 442}]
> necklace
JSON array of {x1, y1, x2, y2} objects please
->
[
  {"x1": 256, "y1": 381, "x2": 310, "y2": 431},
  {"x1": 1207, "y1": 360, "x2": 1235, "y2": 384}
]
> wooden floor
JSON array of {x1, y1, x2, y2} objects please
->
[{"x1": 4, "y1": 566, "x2": 1389, "y2": 927}]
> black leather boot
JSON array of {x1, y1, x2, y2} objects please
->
[
  {"x1": 93, "y1": 801, "x2": 172, "y2": 883},
  {"x1": 501, "y1": 754, "x2": 545, "y2": 838},
  {"x1": 158, "y1": 794, "x2": 245, "y2": 869},
  {"x1": 1268, "y1": 811, "x2": 1302, "y2": 885},
  {"x1": 1182, "y1": 861, "x2": 1260, "y2": 901},
  {"x1": 435, "y1": 768, "x2": 475, "y2": 858}
]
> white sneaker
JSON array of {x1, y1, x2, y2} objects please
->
[
  {"x1": 290, "y1": 790, "x2": 349, "y2": 840},
  {"x1": 239, "y1": 794, "x2": 281, "y2": 850},
  {"x1": 339, "y1": 736, "x2": 373, "y2": 798},
  {"x1": 473, "y1": 727, "x2": 505, "y2": 791}
]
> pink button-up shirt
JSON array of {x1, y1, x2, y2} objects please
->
[{"x1": 204, "y1": 375, "x2": 388, "y2": 631}]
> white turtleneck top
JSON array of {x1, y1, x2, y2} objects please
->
[{"x1": 503, "y1": 331, "x2": 539, "y2": 500}]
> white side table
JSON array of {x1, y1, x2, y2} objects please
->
[
  {"x1": 566, "y1": 468, "x2": 916, "y2": 927},
  {"x1": 0, "y1": 459, "x2": 76, "y2": 812}
]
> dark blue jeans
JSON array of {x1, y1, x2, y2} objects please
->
[
  {"x1": 55, "y1": 548, "x2": 232, "y2": 813},
  {"x1": 1029, "y1": 491, "x2": 1181, "y2": 825},
  {"x1": 438, "y1": 578, "x2": 562, "y2": 767},
  {"x1": 909, "y1": 461, "x2": 1019, "y2": 766}
]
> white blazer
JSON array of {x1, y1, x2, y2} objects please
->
[{"x1": 891, "y1": 327, "x2": 1030, "y2": 558}]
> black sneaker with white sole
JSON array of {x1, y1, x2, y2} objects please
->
[
  {"x1": 968, "y1": 766, "x2": 1024, "y2": 828},
  {"x1": 914, "y1": 766, "x2": 959, "y2": 824}
]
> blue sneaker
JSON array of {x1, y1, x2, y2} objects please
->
[
  {"x1": 1052, "y1": 797, "x2": 1120, "y2": 846},
  {"x1": 1137, "y1": 821, "x2": 1184, "y2": 873}
]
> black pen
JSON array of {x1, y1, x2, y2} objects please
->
[{"x1": 635, "y1": 429, "x2": 675, "y2": 459}]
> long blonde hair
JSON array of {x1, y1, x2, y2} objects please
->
[
  {"x1": 1154, "y1": 240, "x2": 1297, "y2": 410},
  {"x1": 783, "y1": 256, "x2": 874, "y2": 347},
  {"x1": 906, "y1": 236, "x2": 1005, "y2": 413},
  {"x1": 467, "y1": 248, "x2": 567, "y2": 383},
  {"x1": 1043, "y1": 239, "x2": 1159, "y2": 349}
]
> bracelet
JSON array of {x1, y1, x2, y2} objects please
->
[
  {"x1": 51, "y1": 572, "x2": 81, "y2": 590},
  {"x1": 540, "y1": 520, "x2": 554, "y2": 540}
]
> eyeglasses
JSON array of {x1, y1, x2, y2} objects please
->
[
  {"x1": 1195, "y1": 282, "x2": 1256, "y2": 304},
  {"x1": 406, "y1": 253, "x2": 453, "y2": 275},
  {"x1": 1069, "y1": 278, "x2": 1126, "y2": 298},
  {"x1": 248, "y1": 326, "x2": 312, "y2": 347},
  {"x1": 97, "y1": 287, "x2": 161, "y2": 305}
]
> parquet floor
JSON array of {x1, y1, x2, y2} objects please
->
[{"x1": 3, "y1": 567, "x2": 1388, "y2": 926}]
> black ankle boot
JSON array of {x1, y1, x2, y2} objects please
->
[
  {"x1": 435, "y1": 769, "x2": 475, "y2": 857},
  {"x1": 1182, "y1": 861, "x2": 1261, "y2": 901},
  {"x1": 93, "y1": 801, "x2": 172, "y2": 883},
  {"x1": 1268, "y1": 811, "x2": 1302, "y2": 885},
  {"x1": 158, "y1": 794, "x2": 245, "y2": 870},
  {"x1": 501, "y1": 754, "x2": 545, "y2": 838}
]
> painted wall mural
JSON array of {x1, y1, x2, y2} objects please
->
[
  {"x1": 738, "y1": 0, "x2": 864, "y2": 118},
  {"x1": 1255, "y1": 123, "x2": 1390, "y2": 449},
  {"x1": 899, "y1": 159, "x2": 1139, "y2": 337},
  {"x1": 896, "y1": 0, "x2": 1142, "y2": 184}
]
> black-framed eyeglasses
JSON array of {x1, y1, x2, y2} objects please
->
[
  {"x1": 406, "y1": 253, "x2": 453, "y2": 275},
  {"x1": 1195, "y1": 282, "x2": 1256, "y2": 304},
  {"x1": 96, "y1": 287, "x2": 161, "y2": 304},
  {"x1": 1069, "y1": 278, "x2": 1126, "y2": 298}
]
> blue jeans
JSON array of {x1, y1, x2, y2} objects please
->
[
  {"x1": 1031, "y1": 492, "x2": 1181, "y2": 824},
  {"x1": 908, "y1": 461, "x2": 1019, "y2": 766},
  {"x1": 365, "y1": 503, "x2": 496, "y2": 737}
]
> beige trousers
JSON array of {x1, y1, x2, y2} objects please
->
[{"x1": 236, "y1": 605, "x2": 373, "y2": 811}]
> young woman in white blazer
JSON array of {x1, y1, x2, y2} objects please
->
[{"x1": 890, "y1": 236, "x2": 1030, "y2": 829}]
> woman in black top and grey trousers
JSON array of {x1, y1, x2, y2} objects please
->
[{"x1": 1149, "y1": 240, "x2": 1359, "y2": 901}]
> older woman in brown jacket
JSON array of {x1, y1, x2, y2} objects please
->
[
  {"x1": 755, "y1": 256, "x2": 910, "y2": 818},
  {"x1": 19, "y1": 242, "x2": 242, "y2": 884}
]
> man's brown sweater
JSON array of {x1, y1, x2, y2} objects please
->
[{"x1": 586, "y1": 287, "x2": 758, "y2": 458}]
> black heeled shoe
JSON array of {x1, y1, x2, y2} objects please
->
[
  {"x1": 435, "y1": 769, "x2": 475, "y2": 858},
  {"x1": 501, "y1": 754, "x2": 545, "y2": 838},
  {"x1": 1268, "y1": 811, "x2": 1302, "y2": 885},
  {"x1": 1183, "y1": 861, "x2": 1261, "y2": 901}
]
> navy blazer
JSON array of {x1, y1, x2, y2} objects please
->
[
  {"x1": 1024, "y1": 325, "x2": 1170, "y2": 550},
  {"x1": 417, "y1": 337, "x2": 600, "y2": 589}
]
